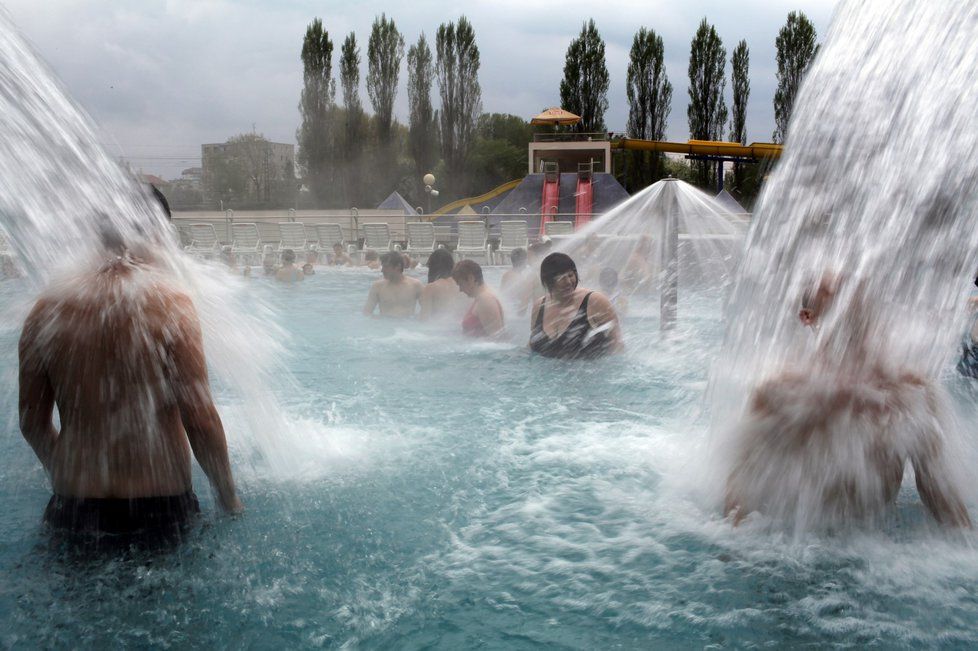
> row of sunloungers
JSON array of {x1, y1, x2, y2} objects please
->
[{"x1": 182, "y1": 220, "x2": 579, "y2": 266}]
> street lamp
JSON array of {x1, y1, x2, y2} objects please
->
[{"x1": 423, "y1": 173, "x2": 438, "y2": 215}]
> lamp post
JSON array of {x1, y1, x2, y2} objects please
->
[{"x1": 423, "y1": 173, "x2": 438, "y2": 215}]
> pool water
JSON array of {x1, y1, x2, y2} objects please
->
[{"x1": 2, "y1": 265, "x2": 978, "y2": 648}]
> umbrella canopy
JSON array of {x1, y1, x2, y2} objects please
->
[{"x1": 530, "y1": 107, "x2": 581, "y2": 126}]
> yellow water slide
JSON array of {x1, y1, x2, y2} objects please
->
[
  {"x1": 429, "y1": 179, "x2": 522, "y2": 218},
  {"x1": 613, "y1": 139, "x2": 782, "y2": 159}
]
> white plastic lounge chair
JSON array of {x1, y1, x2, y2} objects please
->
[
  {"x1": 405, "y1": 222, "x2": 437, "y2": 264},
  {"x1": 362, "y1": 223, "x2": 394, "y2": 252},
  {"x1": 495, "y1": 220, "x2": 528, "y2": 265},
  {"x1": 315, "y1": 223, "x2": 348, "y2": 250},
  {"x1": 184, "y1": 223, "x2": 221, "y2": 259},
  {"x1": 230, "y1": 223, "x2": 262, "y2": 265},
  {"x1": 456, "y1": 221, "x2": 490, "y2": 264},
  {"x1": 543, "y1": 221, "x2": 574, "y2": 237},
  {"x1": 277, "y1": 222, "x2": 309, "y2": 255}
]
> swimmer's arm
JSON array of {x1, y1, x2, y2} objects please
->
[
  {"x1": 169, "y1": 296, "x2": 243, "y2": 514},
  {"x1": 476, "y1": 295, "x2": 505, "y2": 339},
  {"x1": 18, "y1": 306, "x2": 57, "y2": 473},
  {"x1": 912, "y1": 432, "x2": 971, "y2": 528},
  {"x1": 362, "y1": 282, "x2": 380, "y2": 317},
  {"x1": 587, "y1": 292, "x2": 624, "y2": 353}
]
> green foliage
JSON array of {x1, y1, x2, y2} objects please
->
[
  {"x1": 687, "y1": 17, "x2": 727, "y2": 188},
  {"x1": 436, "y1": 16, "x2": 482, "y2": 199},
  {"x1": 626, "y1": 27, "x2": 672, "y2": 190},
  {"x1": 296, "y1": 18, "x2": 336, "y2": 205},
  {"x1": 205, "y1": 133, "x2": 296, "y2": 209},
  {"x1": 407, "y1": 33, "x2": 437, "y2": 183},
  {"x1": 773, "y1": 11, "x2": 818, "y2": 143},
  {"x1": 729, "y1": 39, "x2": 750, "y2": 198},
  {"x1": 559, "y1": 19, "x2": 610, "y2": 133},
  {"x1": 367, "y1": 14, "x2": 405, "y2": 145},
  {"x1": 339, "y1": 32, "x2": 368, "y2": 205},
  {"x1": 466, "y1": 113, "x2": 532, "y2": 194}
]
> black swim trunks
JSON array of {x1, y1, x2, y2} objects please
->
[{"x1": 44, "y1": 492, "x2": 200, "y2": 543}]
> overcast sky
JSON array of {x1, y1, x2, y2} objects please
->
[{"x1": 4, "y1": 0, "x2": 838, "y2": 180}]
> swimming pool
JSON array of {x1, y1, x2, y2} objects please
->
[{"x1": 2, "y1": 265, "x2": 978, "y2": 648}]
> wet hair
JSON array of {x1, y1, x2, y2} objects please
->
[
  {"x1": 282, "y1": 249, "x2": 296, "y2": 264},
  {"x1": 510, "y1": 248, "x2": 527, "y2": 267},
  {"x1": 540, "y1": 252, "x2": 578, "y2": 292},
  {"x1": 333, "y1": 242, "x2": 344, "y2": 251},
  {"x1": 149, "y1": 185, "x2": 171, "y2": 220},
  {"x1": 427, "y1": 247, "x2": 455, "y2": 283},
  {"x1": 381, "y1": 251, "x2": 404, "y2": 270},
  {"x1": 599, "y1": 267, "x2": 619, "y2": 290},
  {"x1": 364, "y1": 249, "x2": 379, "y2": 262},
  {"x1": 452, "y1": 259, "x2": 484, "y2": 285},
  {"x1": 302, "y1": 263, "x2": 314, "y2": 275}
]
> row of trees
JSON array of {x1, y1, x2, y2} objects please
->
[
  {"x1": 297, "y1": 15, "x2": 491, "y2": 208},
  {"x1": 561, "y1": 12, "x2": 818, "y2": 198},
  {"x1": 293, "y1": 12, "x2": 819, "y2": 209}
]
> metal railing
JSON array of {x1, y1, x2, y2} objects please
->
[{"x1": 532, "y1": 132, "x2": 609, "y2": 143}]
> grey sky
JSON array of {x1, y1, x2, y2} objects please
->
[{"x1": 4, "y1": 0, "x2": 837, "y2": 180}]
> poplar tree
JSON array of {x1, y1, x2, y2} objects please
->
[
  {"x1": 436, "y1": 16, "x2": 481, "y2": 196},
  {"x1": 687, "y1": 18, "x2": 727, "y2": 188},
  {"x1": 773, "y1": 11, "x2": 818, "y2": 143},
  {"x1": 407, "y1": 33, "x2": 437, "y2": 184},
  {"x1": 367, "y1": 14, "x2": 405, "y2": 146},
  {"x1": 729, "y1": 40, "x2": 750, "y2": 195},
  {"x1": 340, "y1": 32, "x2": 365, "y2": 205},
  {"x1": 297, "y1": 18, "x2": 335, "y2": 204},
  {"x1": 559, "y1": 19, "x2": 610, "y2": 133},
  {"x1": 626, "y1": 27, "x2": 672, "y2": 187}
]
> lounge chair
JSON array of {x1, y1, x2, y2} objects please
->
[
  {"x1": 495, "y1": 220, "x2": 528, "y2": 265},
  {"x1": 456, "y1": 221, "x2": 490, "y2": 264},
  {"x1": 277, "y1": 222, "x2": 309, "y2": 256},
  {"x1": 184, "y1": 223, "x2": 221, "y2": 259},
  {"x1": 230, "y1": 223, "x2": 262, "y2": 265},
  {"x1": 405, "y1": 222, "x2": 437, "y2": 264},
  {"x1": 543, "y1": 221, "x2": 574, "y2": 237},
  {"x1": 362, "y1": 223, "x2": 394, "y2": 252}
]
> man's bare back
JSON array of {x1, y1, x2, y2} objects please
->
[{"x1": 19, "y1": 257, "x2": 242, "y2": 516}]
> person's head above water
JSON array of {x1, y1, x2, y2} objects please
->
[
  {"x1": 427, "y1": 247, "x2": 455, "y2": 283},
  {"x1": 380, "y1": 251, "x2": 404, "y2": 280},
  {"x1": 540, "y1": 252, "x2": 578, "y2": 295},
  {"x1": 452, "y1": 259, "x2": 484, "y2": 286},
  {"x1": 364, "y1": 249, "x2": 379, "y2": 263},
  {"x1": 302, "y1": 263, "x2": 314, "y2": 275},
  {"x1": 282, "y1": 249, "x2": 296, "y2": 265},
  {"x1": 511, "y1": 248, "x2": 527, "y2": 268}
]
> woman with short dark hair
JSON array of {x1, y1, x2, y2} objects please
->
[
  {"x1": 452, "y1": 259, "x2": 505, "y2": 338},
  {"x1": 419, "y1": 248, "x2": 466, "y2": 321},
  {"x1": 529, "y1": 252, "x2": 622, "y2": 359}
]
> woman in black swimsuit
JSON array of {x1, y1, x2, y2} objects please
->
[{"x1": 529, "y1": 252, "x2": 623, "y2": 359}]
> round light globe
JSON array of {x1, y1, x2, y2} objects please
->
[{"x1": 423, "y1": 173, "x2": 435, "y2": 187}]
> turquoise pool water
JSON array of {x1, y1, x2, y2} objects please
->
[{"x1": 2, "y1": 266, "x2": 978, "y2": 648}]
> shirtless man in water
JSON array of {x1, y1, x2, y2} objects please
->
[
  {"x1": 362, "y1": 251, "x2": 423, "y2": 318},
  {"x1": 19, "y1": 226, "x2": 242, "y2": 539},
  {"x1": 724, "y1": 274, "x2": 970, "y2": 529}
]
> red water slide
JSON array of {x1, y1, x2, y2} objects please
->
[
  {"x1": 574, "y1": 175, "x2": 593, "y2": 229},
  {"x1": 539, "y1": 176, "x2": 560, "y2": 236}
]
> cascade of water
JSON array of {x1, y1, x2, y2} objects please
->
[
  {"x1": 709, "y1": 1, "x2": 978, "y2": 531},
  {"x1": 0, "y1": 11, "x2": 298, "y2": 481},
  {"x1": 500, "y1": 177, "x2": 748, "y2": 331}
]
